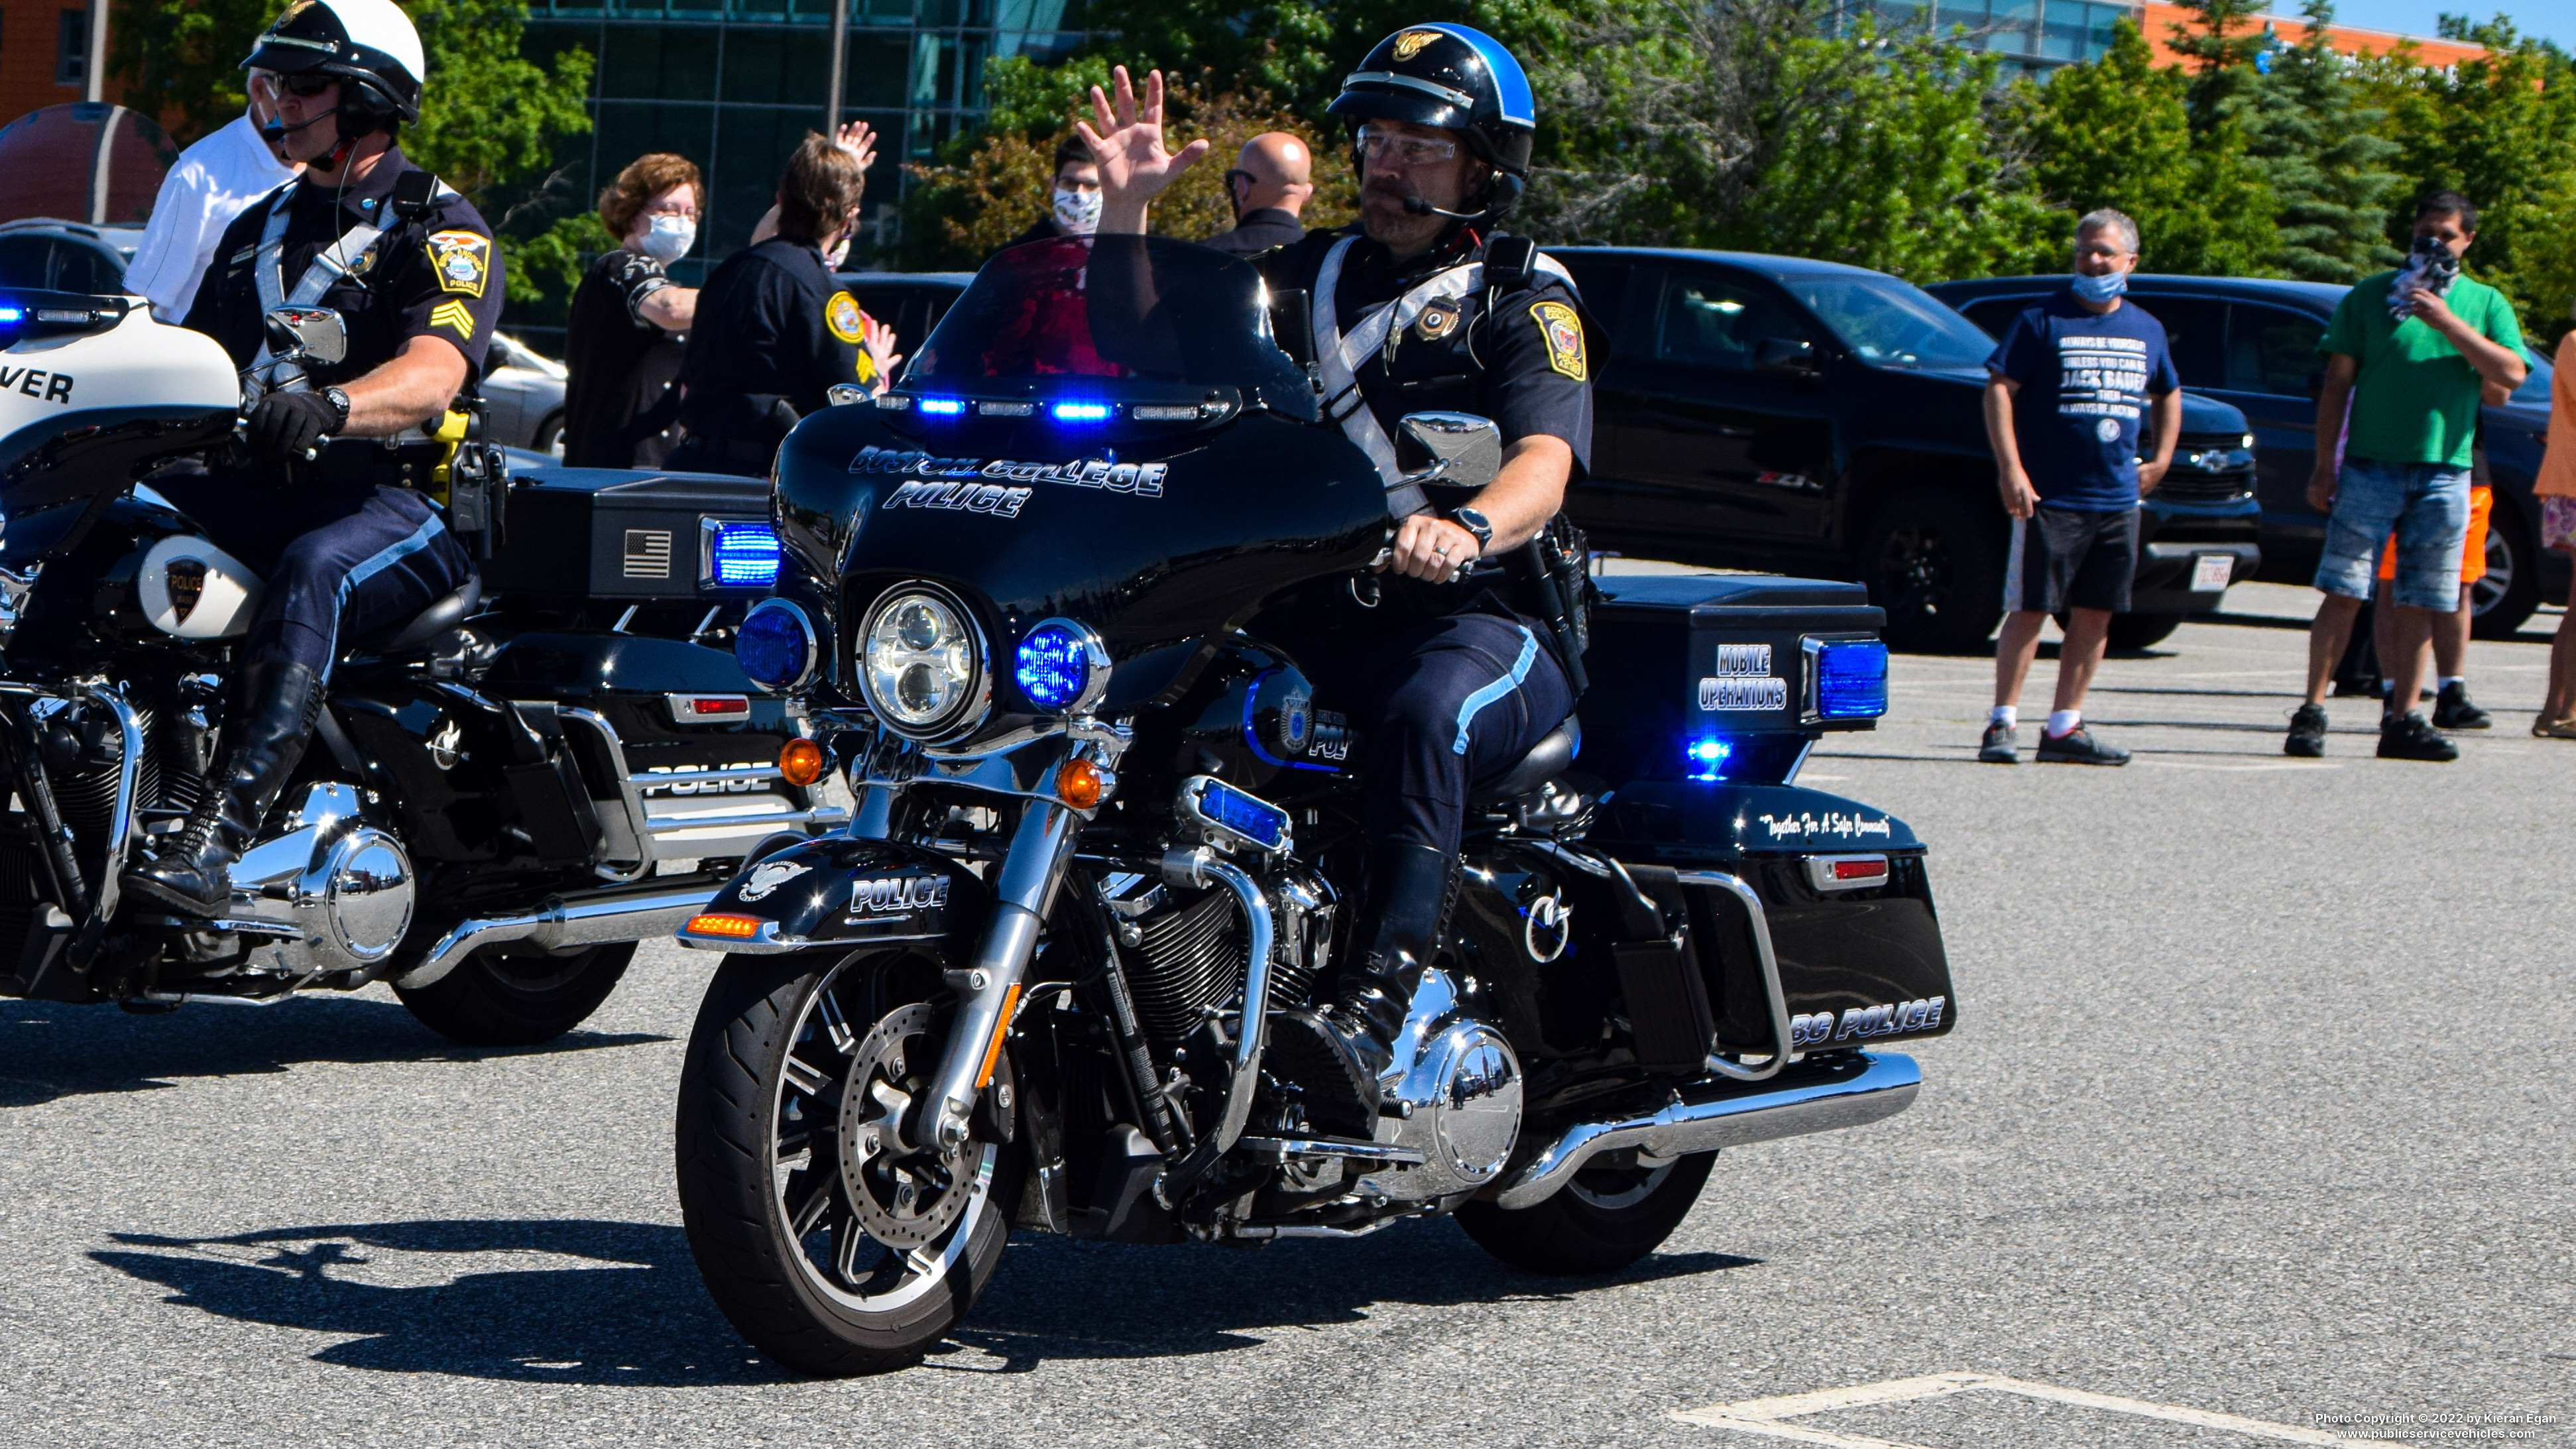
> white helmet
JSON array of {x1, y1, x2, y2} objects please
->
[{"x1": 242, "y1": 0, "x2": 426, "y2": 128}]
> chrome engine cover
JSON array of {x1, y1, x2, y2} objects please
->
[
  {"x1": 1356, "y1": 968, "x2": 1524, "y2": 1201},
  {"x1": 226, "y1": 783, "x2": 417, "y2": 977}
]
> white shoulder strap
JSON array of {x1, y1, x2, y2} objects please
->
[{"x1": 247, "y1": 177, "x2": 461, "y2": 395}]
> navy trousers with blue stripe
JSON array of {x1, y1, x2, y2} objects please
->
[
  {"x1": 1362, "y1": 612, "x2": 1574, "y2": 858},
  {"x1": 154, "y1": 477, "x2": 471, "y2": 674}
]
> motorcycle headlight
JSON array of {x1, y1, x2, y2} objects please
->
[{"x1": 859, "y1": 585, "x2": 988, "y2": 739}]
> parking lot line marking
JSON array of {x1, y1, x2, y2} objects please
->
[
  {"x1": 2137, "y1": 760, "x2": 2347, "y2": 772},
  {"x1": 1672, "y1": 1371, "x2": 2415, "y2": 1448}
]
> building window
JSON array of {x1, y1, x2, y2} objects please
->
[{"x1": 56, "y1": 9, "x2": 88, "y2": 87}]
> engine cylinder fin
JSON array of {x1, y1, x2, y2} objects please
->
[{"x1": 1125, "y1": 886, "x2": 1247, "y2": 1047}]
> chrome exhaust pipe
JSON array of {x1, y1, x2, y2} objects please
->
[
  {"x1": 390, "y1": 878, "x2": 726, "y2": 990},
  {"x1": 1492, "y1": 1052, "x2": 1921, "y2": 1210}
]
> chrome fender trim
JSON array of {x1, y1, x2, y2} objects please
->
[{"x1": 1492, "y1": 1051, "x2": 1921, "y2": 1211}]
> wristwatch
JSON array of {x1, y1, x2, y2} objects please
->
[
  {"x1": 321, "y1": 386, "x2": 353, "y2": 432},
  {"x1": 1449, "y1": 506, "x2": 1495, "y2": 556}
]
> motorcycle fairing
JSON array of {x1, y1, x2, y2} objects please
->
[{"x1": 679, "y1": 836, "x2": 988, "y2": 958}]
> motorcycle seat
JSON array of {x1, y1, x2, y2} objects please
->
[
  {"x1": 348, "y1": 573, "x2": 483, "y2": 655},
  {"x1": 1470, "y1": 714, "x2": 1581, "y2": 806}
]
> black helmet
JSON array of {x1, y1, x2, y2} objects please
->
[
  {"x1": 1328, "y1": 24, "x2": 1536, "y2": 180},
  {"x1": 243, "y1": 0, "x2": 426, "y2": 130}
]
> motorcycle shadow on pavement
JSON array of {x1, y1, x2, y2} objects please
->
[
  {"x1": 86, "y1": 1217, "x2": 1755, "y2": 1384},
  {"x1": 0, "y1": 997, "x2": 666, "y2": 1110}
]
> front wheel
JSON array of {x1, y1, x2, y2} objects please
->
[
  {"x1": 1456, "y1": 1149, "x2": 1716, "y2": 1275},
  {"x1": 393, "y1": 941, "x2": 633, "y2": 1047},
  {"x1": 675, "y1": 949, "x2": 1019, "y2": 1377}
]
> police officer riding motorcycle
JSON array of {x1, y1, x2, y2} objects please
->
[
  {"x1": 0, "y1": 0, "x2": 838, "y2": 1043},
  {"x1": 671, "y1": 25, "x2": 1950, "y2": 1376},
  {"x1": 136, "y1": 0, "x2": 485, "y2": 915},
  {"x1": 1081, "y1": 30, "x2": 1591, "y2": 1128}
]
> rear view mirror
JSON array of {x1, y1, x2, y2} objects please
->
[
  {"x1": 1397, "y1": 411, "x2": 1503, "y2": 493},
  {"x1": 1755, "y1": 337, "x2": 1820, "y2": 377},
  {"x1": 263, "y1": 306, "x2": 347, "y2": 367}
]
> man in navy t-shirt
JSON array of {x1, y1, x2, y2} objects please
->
[{"x1": 1976, "y1": 209, "x2": 2182, "y2": 765}]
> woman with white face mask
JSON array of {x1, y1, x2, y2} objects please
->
[
  {"x1": 563, "y1": 153, "x2": 705, "y2": 467},
  {"x1": 993, "y1": 135, "x2": 1104, "y2": 257}
]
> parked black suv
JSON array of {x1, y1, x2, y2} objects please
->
[
  {"x1": 1552, "y1": 249, "x2": 2262, "y2": 652},
  {"x1": 1928, "y1": 274, "x2": 2563, "y2": 638}
]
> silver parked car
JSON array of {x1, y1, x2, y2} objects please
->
[{"x1": 481, "y1": 331, "x2": 567, "y2": 454}]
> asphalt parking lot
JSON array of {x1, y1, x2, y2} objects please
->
[{"x1": 3, "y1": 581, "x2": 2569, "y2": 1449}]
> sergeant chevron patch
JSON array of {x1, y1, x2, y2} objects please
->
[{"x1": 429, "y1": 299, "x2": 477, "y2": 339}]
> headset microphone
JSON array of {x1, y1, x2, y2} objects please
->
[{"x1": 1401, "y1": 195, "x2": 1486, "y2": 220}]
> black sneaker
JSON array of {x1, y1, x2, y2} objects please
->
[
  {"x1": 2034, "y1": 724, "x2": 2130, "y2": 765},
  {"x1": 2285, "y1": 703, "x2": 2328, "y2": 757},
  {"x1": 2377, "y1": 710, "x2": 2458, "y2": 762},
  {"x1": 1979, "y1": 721, "x2": 2019, "y2": 764},
  {"x1": 2433, "y1": 681, "x2": 2491, "y2": 730}
]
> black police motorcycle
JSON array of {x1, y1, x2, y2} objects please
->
[
  {"x1": 0, "y1": 293, "x2": 830, "y2": 1042},
  {"x1": 673, "y1": 237, "x2": 1955, "y2": 1373}
]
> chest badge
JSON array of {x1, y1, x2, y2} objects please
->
[
  {"x1": 1531, "y1": 300, "x2": 1587, "y2": 382},
  {"x1": 424, "y1": 230, "x2": 489, "y2": 298},
  {"x1": 1415, "y1": 300, "x2": 1462, "y2": 342}
]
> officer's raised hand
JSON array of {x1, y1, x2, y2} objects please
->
[
  {"x1": 245, "y1": 388, "x2": 347, "y2": 467},
  {"x1": 1077, "y1": 66, "x2": 1210, "y2": 233}
]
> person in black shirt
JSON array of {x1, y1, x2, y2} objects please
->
[
  {"x1": 1202, "y1": 131, "x2": 1313, "y2": 257},
  {"x1": 133, "y1": 0, "x2": 496, "y2": 914},
  {"x1": 1081, "y1": 32, "x2": 1591, "y2": 1126},
  {"x1": 667, "y1": 132, "x2": 896, "y2": 477},
  {"x1": 562, "y1": 152, "x2": 701, "y2": 467},
  {"x1": 994, "y1": 135, "x2": 1102, "y2": 257}
]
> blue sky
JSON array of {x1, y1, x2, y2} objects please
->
[{"x1": 2319, "y1": 0, "x2": 2572, "y2": 48}]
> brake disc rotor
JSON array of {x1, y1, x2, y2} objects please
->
[{"x1": 837, "y1": 1002, "x2": 976, "y2": 1250}]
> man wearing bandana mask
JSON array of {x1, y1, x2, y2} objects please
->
[{"x1": 996, "y1": 135, "x2": 1102, "y2": 255}]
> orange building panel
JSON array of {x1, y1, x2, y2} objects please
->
[{"x1": 2138, "y1": 1, "x2": 2490, "y2": 68}]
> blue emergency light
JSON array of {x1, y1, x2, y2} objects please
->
[
  {"x1": 1051, "y1": 402, "x2": 1111, "y2": 423},
  {"x1": 917, "y1": 397, "x2": 966, "y2": 416},
  {"x1": 705, "y1": 520, "x2": 782, "y2": 587},
  {"x1": 1812, "y1": 640, "x2": 1891, "y2": 719}
]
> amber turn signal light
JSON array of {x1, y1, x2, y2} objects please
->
[
  {"x1": 1057, "y1": 758, "x2": 1110, "y2": 810},
  {"x1": 778, "y1": 737, "x2": 829, "y2": 787},
  {"x1": 685, "y1": 914, "x2": 762, "y2": 939}
]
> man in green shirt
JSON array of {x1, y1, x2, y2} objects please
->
[{"x1": 2286, "y1": 192, "x2": 2526, "y2": 762}]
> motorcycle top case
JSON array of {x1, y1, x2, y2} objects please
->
[{"x1": 479, "y1": 468, "x2": 780, "y2": 605}]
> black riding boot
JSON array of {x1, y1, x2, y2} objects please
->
[
  {"x1": 124, "y1": 661, "x2": 324, "y2": 915},
  {"x1": 1277, "y1": 840, "x2": 1454, "y2": 1132}
]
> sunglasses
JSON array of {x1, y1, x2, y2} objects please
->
[{"x1": 274, "y1": 72, "x2": 336, "y2": 99}]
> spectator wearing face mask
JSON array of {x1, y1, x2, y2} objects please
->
[
  {"x1": 562, "y1": 153, "x2": 703, "y2": 468},
  {"x1": 998, "y1": 136, "x2": 1102, "y2": 255}
]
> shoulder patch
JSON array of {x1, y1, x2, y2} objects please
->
[
  {"x1": 429, "y1": 298, "x2": 477, "y2": 340},
  {"x1": 825, "y1": 290, "x2": 868, "y2": 345},
  {"x1": 425, "y1": 230, "x2": 490, "y2": 298},
  {"x1": 1531, "y1": 300, "x2": 1586, "y2": 382}
]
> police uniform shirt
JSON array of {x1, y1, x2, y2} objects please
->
[
  {"x1": 1202, "y1": 207, "x2": 1305, "y2": 258},
  {"x1": 1254, "y1": 225, "x2": 1593, "y2": 479},
  {"x1": 185, "y1": 146, "x2": 504, "y2": 386},
  {"x1": 673, "y1": 236, "x2": 874, "y2": 443}
]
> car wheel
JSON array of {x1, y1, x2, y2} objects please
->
[
  {"x1": 2057, "y1": 611, "x2": 2184, "y2": 650},
  {"x1": 1861, "y1": 489, "x2": 2005, "y2": 654},
  {"x1": 531, "y1": 410, "x2": 564, "y2": 456},
  {"x1": 2470, "y1": 500, "x2": 2540, "y2": 639}
]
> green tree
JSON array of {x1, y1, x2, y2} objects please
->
[
  {"x1": 2017, "y1": 19, "x2": 2274, "y2": 276},
  {"x1": 108, "y1": 0, "x2": 280, "y2": 146},
  {"x1": 2245, "y1": 0, "x2": 2404, "y2": 282}
]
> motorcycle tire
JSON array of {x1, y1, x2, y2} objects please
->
[
  {"x1": 675, "y1": 948, "x2": 1022, "y2": 1377},
  {"x1": 1455, "y1": 1150, "x2": 1716, "y2": 1275},
  {"x1": 393, "y1": 941, "x2": 634, "y2": 1047}
]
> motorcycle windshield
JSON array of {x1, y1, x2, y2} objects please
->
[{"x1": 904, "y1": 235, "x2": 1313, "y2": 414}]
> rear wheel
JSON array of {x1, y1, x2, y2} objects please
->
[
  {"x1": 2471, "y1": 500, "x2": 2540, "y2": 639},
  {"x1": 1456, "y1": 1149, "x2": 1716, "y2": 1275},
  {"x1": 393, "y1": 941, "x2": 633, "y2": 1047},
  {"x1": 1861, "y1": 489, "x2": 2005, "y2": 654},
  {"x1": 675, "y1": 949, "x2": 1019, "y2": 1377}
]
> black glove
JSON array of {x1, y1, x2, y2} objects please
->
[{"x1": 245, "y1": 390, "x2": 347, "y2": 468}]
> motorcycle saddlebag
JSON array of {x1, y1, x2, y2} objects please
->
[{"x1": 479, "y1": 467, "x2": 780, "y2": 607}]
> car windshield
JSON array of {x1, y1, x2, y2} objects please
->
[
  {"x1": 1785, "y1": 275, "x2": 1999, "y2": 372},
  {"x1": 907, "y1": 235, "x2": 1311, "y2": 410}
]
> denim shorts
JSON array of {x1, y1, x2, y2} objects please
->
[{"x1": 2315, "y1": 458, "x2": 2473, "y2": 610}]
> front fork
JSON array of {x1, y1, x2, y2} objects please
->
[{"x1": 902, "y1": 734, "x2": 1111, "y2": 1152}]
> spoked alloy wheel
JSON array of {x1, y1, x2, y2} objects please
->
[{"x1": 675, "y1": 950, "x2": 1018, "y2": 1376}]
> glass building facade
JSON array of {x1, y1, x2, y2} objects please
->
[
  {"x1": 1842, "y1": 0, "x2": 2140, "y2": 74},
  {"x1": 522, "y1": 0, "x2": 1090, "y2": 276}
]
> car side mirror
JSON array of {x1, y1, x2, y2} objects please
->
[
  {"x1": 1397, "y1": 411, "x2": 1503, "y2": 492},
  {"x1": 263, "y1": 306, "x2": 347, "y2": 367},
  {"x1": 1755, "y1": 337, "x2": 1820, "y2": 377}
]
